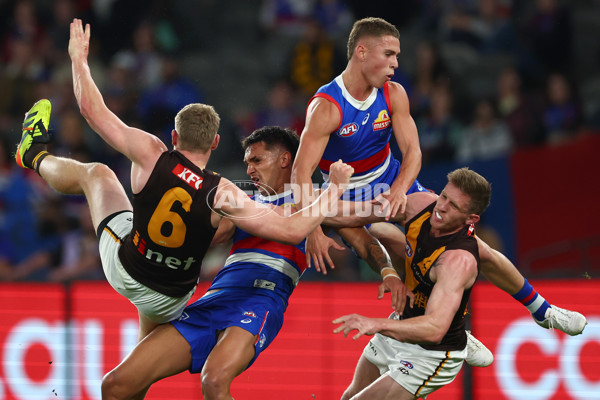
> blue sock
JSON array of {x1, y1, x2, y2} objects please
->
[{"x1": 512, "y1": 279, "x2": 551, "y2": 321}]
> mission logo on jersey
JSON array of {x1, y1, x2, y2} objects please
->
[
  {"x1": 372, "y1": 110, "x2": 391, "y2": 131},
  {"x1": 337, "y1": 122, "x2": 359, "y2": 137}
]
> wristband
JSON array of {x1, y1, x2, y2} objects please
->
[{"x1": 381, "y1": 267, "x2": 400, "y2": 280}]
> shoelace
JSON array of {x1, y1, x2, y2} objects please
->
[{"x1": 548, "y1": 308, "x2": 570, "y2": 331}]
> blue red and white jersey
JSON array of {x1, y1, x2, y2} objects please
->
[
  {"x1": 208, "y1": 190, "x2": 306, "y2": 306},
  {"x1": 313, "y1": 76, "x2": 394, "y2": 182},
  {"x1": 311, "y1": 75, "x2": 425, "y2": 200}
]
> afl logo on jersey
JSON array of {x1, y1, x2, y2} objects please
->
[
  {"x1": 372, "y1": 110, "x2": 391, "y2": 131},
  {"x1": 405, "y1": 241, "x2": 413, "y2": 257},
  {"x1": 338, "y1": 122, "x2": 359, "y2": 137}
]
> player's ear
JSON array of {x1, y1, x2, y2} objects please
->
[
  {"x1": 171, "y1": 129, "x2": 178, "y2": 146},
  {"x1": 211, "y1": 134, "x2": 220, "y2": 150},
  {"x1": 280, "y1": 151, "x2": 291, "y2": 168},
  {"x1": 466, "y1": 214, "x2": 480, "y2": 226},
  {"x1": 356, "y1": 42, "x2": 367, "y2": 61}
]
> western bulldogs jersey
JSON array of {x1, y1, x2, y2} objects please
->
[
  {"x1": 209, "y1": 190, "x2": 306, "y2": 306},
  {"x1": 311, "y1": 75, "x2": 424, "y2": 200}
]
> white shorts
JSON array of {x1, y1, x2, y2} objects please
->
[
  {"x1": 98, "y1": 211, "x2": 195, "y2": 323},
  {"x1": 364, "y1": 332, "x2": 467, "y2": 399}
]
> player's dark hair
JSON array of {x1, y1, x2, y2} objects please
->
[{"x1": 241, "y1": 126, "x2": 300, "y2": 159}]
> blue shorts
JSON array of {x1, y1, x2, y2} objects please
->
[
  {"x1": 340, "y1": 158, "x2": 427, "y2": 202},
  {"x1": 171, "y1": 288, "x2": 285, "y2": 374},
  {"x1": 334, "y1": 159, "x2": 425, "y2": 254}
]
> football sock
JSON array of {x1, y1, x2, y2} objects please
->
[
  {"x1": 512, "y1": 279, "x2": 550, "y2": 321},
  {"x1": 31, "y1": 149, "x2": 49, "y2": 175}
]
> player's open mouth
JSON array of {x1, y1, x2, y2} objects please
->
[{"x1": 435, "y1": 211, "x2": 442, "y2": 220}]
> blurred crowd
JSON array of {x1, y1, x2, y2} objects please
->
[{"x1": 1, "y1": 0, "x2": 599, "y2": 283}]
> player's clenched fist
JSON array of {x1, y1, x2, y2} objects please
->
[{"x1": 328, "y1": 160, "x2": 354, "y2": 187}]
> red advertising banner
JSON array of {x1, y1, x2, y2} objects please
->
[
  {"x1": 0, "y1": 284, "x2": 66, "y2": 400},
  {"x1": 0, "y1": 281, "x2": 462, "y2": 400},
  {"x1": 471, "y1": 280, "x2": 599, "y2": 400},
  {"x1": 4, "y1": 280, "x2": 596, "y2": 399},
  {"x1": 228, "y1": 283, "x2": 462, "y2": 400}
]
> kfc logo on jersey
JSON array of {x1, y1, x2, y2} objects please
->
[
  {"x1": 337, "y1": 122, "x2": 359, "y2": 137},
  {"x1": 372, "y1": 110, "x2": 391, "y2": 131},
  {"x1": 172, "y1": 163, "x2": 203, "y2": 190}
]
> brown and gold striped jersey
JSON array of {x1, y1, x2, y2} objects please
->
[
  {"x1": 119, "y1": 150, "x2": 221, "y2": 297},
  {"x1": 403, "y1": 201, "x2": 480, "y2": 351}
]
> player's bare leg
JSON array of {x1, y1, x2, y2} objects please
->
[
  {"x1": 201, "y1": 326, "x2": 257, "y2": 400},
  {"x1": 101, "y1": 324, "x2": 191, "y2": 400},
  {"x1": 477, "y1": 238, "x2": 524, "y2": 293},
  {"x1": 341, "y1": 354, "x2": 382, "y2": 400},
  {"x1": 16, "y1": 99, "x2": 132, "y2": 231},
  {"x1": 137, "y1": 313, "x2": 162, "y2": 343},
  {"x1": 38, "y1": 157, "x2": 132, "y2": 231},
  {"x1": 478, "y1": 237, "x2": 587, "y2": 335},
  {"x1": 351, "y1": 374, "x2": 416, "y2": 400}
]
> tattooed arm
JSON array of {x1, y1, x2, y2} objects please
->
[{"x1": 336, "y1": 226, "x2": 414, "y2": 313}]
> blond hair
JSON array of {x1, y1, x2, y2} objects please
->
[
  {"x1": 174, "y1": 103, "x2": 220, "y2": 152},
  {"x1": 347, "y1": 17, "x2": 400, "y2": 60},
  {"x1": 447, "y1": 167, "x2": 491, "y2": 215}
]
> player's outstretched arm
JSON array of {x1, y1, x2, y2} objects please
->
[
  {"x1": 68, "y1": 18, "x2": 166, "y2": 170},
  {"x1": 333, "y1": 249, "x2": 476, "y2": 343},
  {"x1": 376, "y1": 82, "x2": 422, "y2": 219},
  {"x1": 325, "y1": 191, "x2": 437, "y2": 228},
  {"x1": 291, "y1": 98, "x2": 343, "y2": 272},
  {"x1": 215, "y1": 161, "x2": 353, "y2": 245}
]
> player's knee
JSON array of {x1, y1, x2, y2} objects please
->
[
  {"x1": 101, "y1": 370, "x2": 131, "y2": 400},
  {"x1": 86, "y1": 162, "x2": 116, "y2": 182},
  {"x1": 79, "y1": 162, "x2": 119, "y2": 194},
  {"x1": 341, "y1": 384, "x2": 357, "y2": 400},
  {"x1": 201, "y1": 369, "x2": 231, "y2": 399}
]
